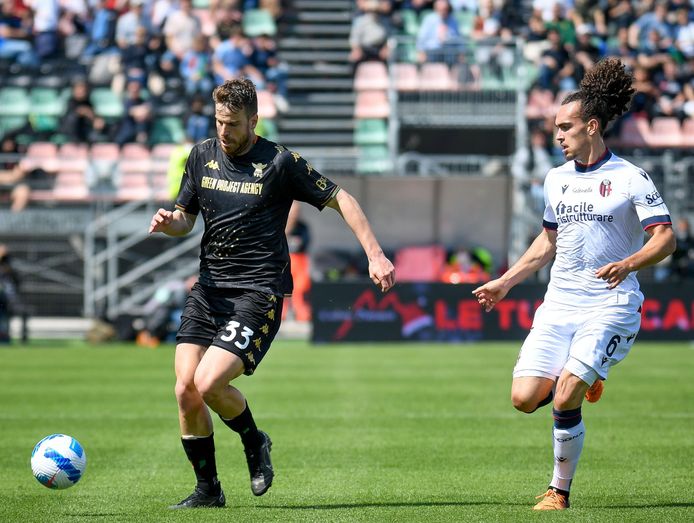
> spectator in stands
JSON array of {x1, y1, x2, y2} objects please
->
[
  {"x1": 416, "y1": 0, "x2": 461, "y2": 63},
  {"x1": 654, "y1": 57, "x2": 686, "y2": 118},
  {"x1": 604, "y1": 26, "x2": 637, "y2": 68},
  {"x1": 543, "y1": 2, "x2": 575, "y2": 46},
  {"x1": 0, "y1": 0, "x2": 39, "y2": 67},
  {"x1": 605, "y1": 0, "x2": 635, "y2": 32},
  {"x1": 537, "y1": 28, "x2": 570, "y2": 91},
  {"x1": 283, "y1": 201, "x2": 312, "y2": 322},
  {"x1": 184, "y1": 95, "x2": 210, "y2": 143},
  {"x1": 151, "y1": 0, "x2": 176, "y2": 34},
  {"x1": 0, "y1": 243, "x2": 21, "y2": 343},
  {"x1": 400, "y1": 0, "x2": 434, "y2": 14},
  {"x1": 252, "y1": 33, "x2": 289, "y2": 111},
  {"x1": 628, "y1": 0, "x2": 672, "y2": 51},
  {"x1": 512, "y1": 126, "x2": 553, "y2": 216},
  {"x1": 673, "y1": 6, "x2": 694, "y2": 59},
  {"x1": 114, "y1": 79, "x2": 153, "y2": 145},
  {"x1": 180, "y1": 34, "x2": 214, "y2": 96},
  {"x1": 630, "y1": 64, "x2": 659, "y2": 118},
  {"x1": 119, "y1": 24, "x2": 151, "y2": 87},
  {"x1": 670, "y1": 217, "x2": 694, "y2": 280},
  {"x1": 0, "y1": 136, "x2": 30, "y2": 213},
  {"x1": 61, "y1": 79, "x2": 106, "y2": 143},
  {"x1": 349, "y1": 0, "x2": 392, "y2": 67},
  {"x1": 116, "y1": 0, "x2": 150, "y2": 50},
  {"x1": 25, "y1": 0, "x2": 60, "y2": 60},
  {"x1": 83, "y1": 0, "x2": 119, "y2": 57},
  {"x1": 212, "y1": 24, "x2": 254, "y2": 84},
  {"x1": 163, "y1": 0, "x2": 201, "y2": 60},
  {"x1": 210, "y1": 0, "x2": 243, "y2": 44}
]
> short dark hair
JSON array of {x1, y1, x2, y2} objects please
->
[
  {"x1": 561, "y1": 58, "x2": 634, "y2": 134},
  {"x1": 212, "y1": 78, "x2": 258, "y2": 117}
]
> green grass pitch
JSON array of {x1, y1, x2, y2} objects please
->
[{"x1": 0, "y1": 340, "x2": 692, "y2": 522}]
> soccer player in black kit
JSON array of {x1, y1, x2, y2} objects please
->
[{"x1": 149, "y1": 79, "x2": 395, "y2": 509}]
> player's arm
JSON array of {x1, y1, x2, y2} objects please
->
[
  {"x1": 148, "y1": 208, "x2": 197, "y2": 236},
  {"x1": 326, "y1": 189, "x2": 395, "y2": 292},
  {"x1": 596, "y1": 224, "x2": 676, "y2": 289},
  {"x1": 473, "y1": 228, "x2": 557, "y2": 312}
]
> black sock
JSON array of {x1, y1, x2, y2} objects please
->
[
  {"x1": 549, "y1": 485, "x2": 570, "y2": 499},
  {"x1": 220, "y1": 403, "x2": 261, "y2": 449},
  {"x1": 181, "y1": 434, "x2": 220, "y2": 495}
]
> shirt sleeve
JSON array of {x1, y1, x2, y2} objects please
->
[
  {"x1": 630, "y1": 168, "x2": 671, "y2": 230},
  {"x1": 280, "y1": 151, "x2": 340, "y2": 210},
  {"x1": 542, "y1": 171, "x2": 558, "y2": 230},
  {"x1": 174, "y1": 147, "x2": 200, "y2": 215}
]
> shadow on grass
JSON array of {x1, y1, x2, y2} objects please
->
[
  {"x1": 258, "y1": 501, "x2": 521, "y2": 510},
  {"x1": 594, "y1": 502, "x2": 694, "y2": 509}
]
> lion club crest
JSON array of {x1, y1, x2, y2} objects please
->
[{"x1": 599, "y1": 179, "x2": 612, "y2": 197}]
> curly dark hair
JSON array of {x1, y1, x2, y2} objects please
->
[
  {"x1": 561, "y1": 58, "x2": 634, "y2": 134},
  {"x1": 212, "y1": 78, "x2": 258, "y2": 117}
]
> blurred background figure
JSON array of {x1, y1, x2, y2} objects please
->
[
  {"x1": 0, "y1": 243, "x2": 23, "y2": 343},
  {"x1": 283, "y1": 201, "x2": 312, "y2": 322}
]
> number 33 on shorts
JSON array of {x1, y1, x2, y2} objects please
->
[{"x1": 220, "y1": 320, "x2": 254, "y2": 349}]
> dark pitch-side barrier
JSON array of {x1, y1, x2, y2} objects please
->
[{"x1": 311, "y1": 282, "x2": 694, "y2": 343}]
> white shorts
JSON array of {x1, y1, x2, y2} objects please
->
[{"x1": 513, "y1": 296, "x2": 642, "y2": 383}]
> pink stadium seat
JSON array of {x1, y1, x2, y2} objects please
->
[
  {"x1": 52, "y1": 171, "x2": 89, "y2": 201},
  {"x1": 681, "y1": 118, "x2": 694, "y2": 147},
  {"x1": 618, "y1": 117, "x2": 650, "y2": 148},
  {"x1": 20, "y1": 142, "x2": 58, "y2": 172},
  {"x1": 647, "y1": 117, "x2": 682, "y2": 148},
  {"x1": 354, "y1": 90, "x2": 390, "y2": 119},
  {"x1": 122, "y1": 143, "x2": 150, "y2": 160},
  {"x1": 525, "y1": 88, "x2": 555, "y2": 120},
  {"x1": 59, "y1": 143, "x2": 88, "y2": 159},
  {"x1": 90, "y1": 143, "x2": 119, "y2": 161},
  {"x1": 354, "y1": 61, "x2": 389, "y2": 91},
  {"x1": 151, "y1": 143, "x2": 177, "y2": 160},
  {"x1": 418, "y1": 63, "x2": 454, "y2": 91},
  {"x1": 392, "y1": 63, "x2": 419, "y2": 91},
  {"x1": 394, "y1": 245, "x2": 447, "y2": 282},
  {"x1": 257, "y1": 90, "x2": 277, "y2": 119}
]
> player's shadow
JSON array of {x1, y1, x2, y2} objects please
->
[{"x1": 594, "y1": 502, "x2": 694, "y2": 509}]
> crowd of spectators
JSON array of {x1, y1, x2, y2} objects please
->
[{"x1": 0, "y1": 0, "x2": 288, "y2": 147}]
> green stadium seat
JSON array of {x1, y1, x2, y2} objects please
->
[
  {"x1": 150, "y1": 117, "x2": 185, "y2": 145},
  {"x1": 256, "y1": 118, "x2": 278, "y2": 142},
  {"x1": 30, "y1": 87, "x2": 66, "y2": 117},
  {"x1": 242, "y1": 9, "x2": 277, "y2": 37},
  {"x1": 0, "y1": 116, "x2": 28, "y2": 137},
  {"x1": 454, "y1": 10, "x2": 475, "y2": 35},
  {"x1": 354, "y1": 118, "x2": 388, "y2": 145},
  {"x1": 91, "y1": 88, "x2": 124, "y2": 119},
  {"x1": 401, "y1": 9, "x2": 419, "y2": 36},
  {"x1": 192, "y1": 0, "x2": 210, "y2": 7},
  {"x1": 356, "y1": 145, "x2": 392, "y2": 175},
  {"x1": 0, "y1": 87, "x2": 31, "y2": 116}
]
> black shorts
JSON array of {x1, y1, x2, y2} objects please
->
[{"x1": 176, "y1": 283, "x2": 283, "y2": 375}]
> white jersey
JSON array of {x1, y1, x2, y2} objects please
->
[{"x1": 542, "y1": 150, "x2": 671, "y2": 308}]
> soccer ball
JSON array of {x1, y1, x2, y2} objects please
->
[{"x1": 31, "y1": 434, "x2": 87, "y2": 489}]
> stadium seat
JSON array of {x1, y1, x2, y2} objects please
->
[
  {"x1": 58, "y1": 143, "x2": 89, "y2": 173},
  {"x1": 29, "y1": 87, "x2": 66, "y2": 117},
  {"x1": 354, "y1": 61, "x2": 389, "y2": 91},
  {"x1": 122, "y1": 143, "x2": 150, "y2": 160},
  {"x1": 354, "y1": 118, "x2": 388, "y2": 145},
  {"x1": 401, "y1": 9, "x2": 419, "y2": 36},
  {"x1": 19, "y1": 142, "x2": 59, "y2": 172},
  {"x1": 394, "y1": 245, "x2": 447, "y2": 282},
  {"x1": 647, "y1": 117, "x2": 683, "y2": 148},
  {"x1": 91, "y1": 88, "x2": 124, "y2": 119},
  {"x1": 150, "y1": 117, "x2": 185, "y2": 145},
  {"x1": 525, "y1": 88, "x2": 555, "y2": 119},
  {"x1": 0, "y1": 87, "x2": 31, "y2": 116},
  {"x1": 618, "y1": 117, "x2": 650, "y2": 148},
  {"x1": 354, "y1": 90, "x2": 390, "y2": 119},
  {"x1": 454, "y1": 10, "x2": 475, "y2": 35},
  {"x1": 356, "y1": 144, "x2": 392, "y2": 174},
  {"x1": 52, "y1": 171, "x2": 89, "y2": 201},
  {"x1": 682, "y1": 119, "x2": 694, "y2": 147},
  {"x1": 0, "y1": 116, "x2": 28, "y2": 137},
  {"x1": 392, "y1": 63, "x2": 419, "y2": 91},
  {"x1": 90, "y1": 143, "x2": 120, "y2": 161},
  {"x1": 419, "y1": 63, "x2": 455, "y2": 91},
  {"x1": 242, "y1": 9, "x2": 277, "y2": 37}
]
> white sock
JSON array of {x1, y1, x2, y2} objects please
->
[{"x1": 550, "y1": 420, "x2": 585, "y2": 492}]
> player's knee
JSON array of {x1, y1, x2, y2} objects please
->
[
  {"x1": 174, "y1": 379, "x2": 201, "y2": 409},
  {"x1": 511, "y1": 392, "x2": 538, "y2": 413},
  {"x1": 193, "y1": 375, "x2": 222, "y2": 406}
]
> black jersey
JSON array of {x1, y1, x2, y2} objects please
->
[{"x1": 175, "y1": 136, "x2": 339, "y2": 296}]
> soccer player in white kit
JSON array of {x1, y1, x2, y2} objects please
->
[{"x1": 473, "y1": 58, "x2": 676, "y2": 510}]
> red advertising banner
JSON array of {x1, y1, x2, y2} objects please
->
[{"x1": 311, "y1": 282, "x2": 694, "y2": 342}]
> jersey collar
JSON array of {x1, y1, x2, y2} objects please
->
[{"x1": 574, "y1": 148, "x2": 611, "y2": 173}]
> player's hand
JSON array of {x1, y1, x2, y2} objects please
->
[
  {"x1": 148, "y1": 208, "x2": 174, "y2": 234},
  {"x1": 472, "y1": 279, "x2": 509, "y2": 312},
  {"x1": 595, "y1": 260, "x2": 632, "y2": 289},
  {"x1": 369, "y1": 254, "x2": 395, "y2": 293}
]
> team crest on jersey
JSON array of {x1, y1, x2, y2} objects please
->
[
  {"x1": 205, "y1": 160, "x2": 220, "y2": 171},
  {"x1": 315, "y1": 176, "x2": 328, "y2": 190},
  {"x1": 252, "y1": 162, "x2": 266, "y2": 177},
  {"x1": 599, "y1": 179, "x2": 612, "y2": 197},
  {"x1": 561, "y1": 184, "x2": 569, "y2": 194}
]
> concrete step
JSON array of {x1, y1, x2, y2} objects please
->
[
  {"x1": 287, "y1": 24, "x2": 351, "y2": 36},
  {"x1": 291, "y1": 91, "x2": 356, "y2": 104},
  {"x1": 286, "y1": 104, "x2": 354, "y2": 117},
  {"x1": 280, "y1": 37, "x2": 351, "y2": 50},
  {"x1": 276, "y1": 131, "x2": 354, "y2": 145},
  {"x1": 288, "y1": 77, "x2": 354, "y2": 90},
  {"x1": 288, "y1": 63, "x2": 353, "y2": 76},
  {"x1": 279, "y1": 119, "x2": 355, "y2": 131},
  {"x1": 279, "y1": 50, "x2": 350, "y2": 63},
  {"x1": 293, "y1": 0, "x2": 353, "y2": 11},
  {"x1": 296, "y1": 11, "x2": 352, "y2": 22}
]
